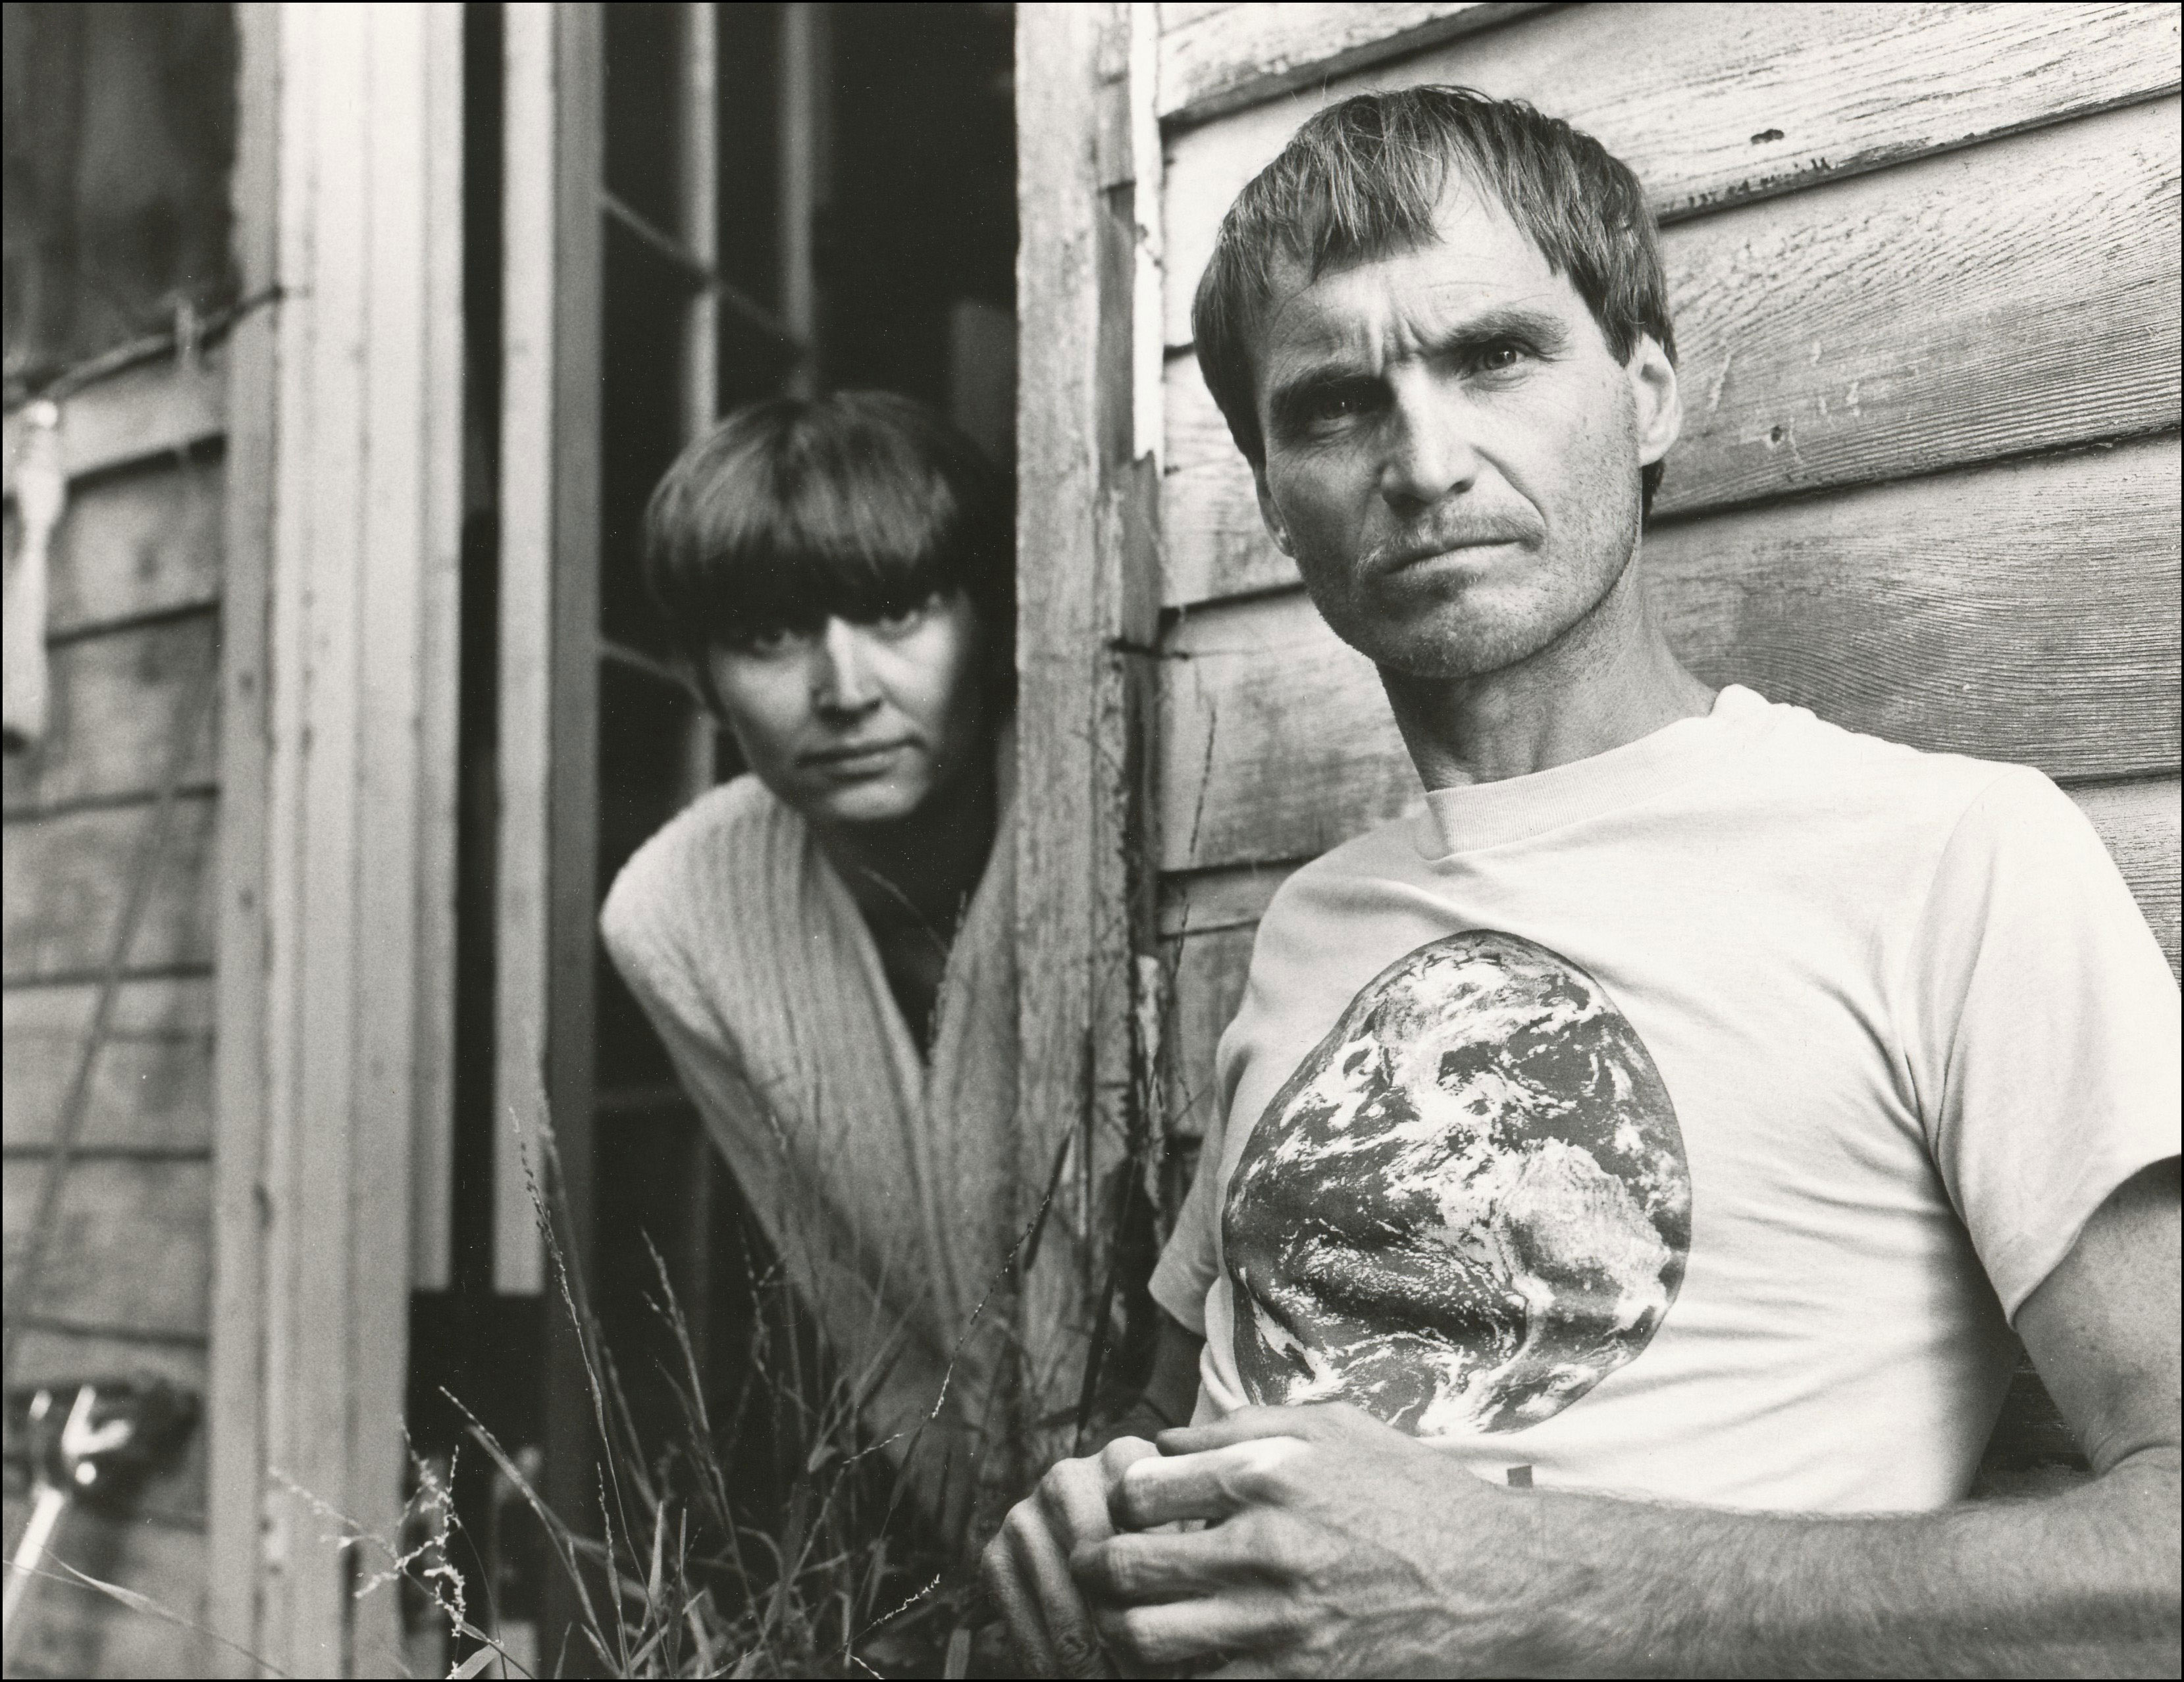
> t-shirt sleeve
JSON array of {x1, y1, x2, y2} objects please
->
[
  {"x1": 1149, "y1": 1002, "x2": 1258, "y2": 1336},
  {"x1": 1907, "y1": 767, "x2": 2181, "y2": 1321},
  {"x1": 1149, "y1": 1122, "x2": 1222, "y2": 1335}
]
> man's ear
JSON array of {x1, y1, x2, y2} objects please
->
[
  {"x1": 1628, "y1": 334, "x2": 1682, "y2": 469},
  {"x1": 1252, "y1": 462, "x2": 1293, "y2": 557}
]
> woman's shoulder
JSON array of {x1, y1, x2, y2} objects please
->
[{"x1": 599, "y1": 773, "x2": 800, "y2": 969}]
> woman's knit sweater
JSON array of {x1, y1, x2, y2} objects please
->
[{"x1": 600, "y1": 767, "x2": 1041, "y2": 1523}]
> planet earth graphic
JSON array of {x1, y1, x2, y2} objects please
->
[{"x1": 1222, "y1": 929, "x2": 1689, "y2": 1435}]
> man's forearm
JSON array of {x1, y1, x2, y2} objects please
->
[{"x1": 1517, "y1": 1450, "x2": 2180, "y2": 1677}]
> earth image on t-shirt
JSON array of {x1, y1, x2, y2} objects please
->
[{"x1": 1222, "y1": 930, "x2": 1690, "y2": 1435}]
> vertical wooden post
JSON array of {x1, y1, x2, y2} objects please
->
[
  {"x1": 411, "y1": 3, "x2": 468, "y2": 1296},
  {"x1": 779, "y1": 2, "x2": 829, "y2": 397},
  {"x1": 213, "y1": 4, "x2": 465, "y2": 1673},
  {"x1": 1013, "y1": 1, "x2": 1165, "y2": 1439},
  {"x1": 207, "y1": 5, "x2": 278, "y2": 1671},
  {"x1": 495, "y1": 1, "x2": 602, "y2": 1298},
  {"x1": 498, "y1": 1, "x2": 606, "y2": 1666}
]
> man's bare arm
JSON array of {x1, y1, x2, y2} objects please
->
[{"x1": 1078, "y1": 1161, "x2": 2181, "y2": 1677}]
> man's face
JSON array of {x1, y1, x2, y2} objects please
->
[
  {"x1": 1250, "y1": 174, "x2": 1680, "y2": 679},
  {"x1": 706, "y1": 590, "x2": 995, "y2": 828}
]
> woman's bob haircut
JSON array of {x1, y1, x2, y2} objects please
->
[{"x1": 643, "y1": 389, "x2": 1013, "y2": 692}]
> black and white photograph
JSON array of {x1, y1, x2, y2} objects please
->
[{"x1": 2, "y1": 3, "x2": 2178, "y2": 1676}]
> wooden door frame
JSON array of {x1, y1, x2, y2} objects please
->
[
  {"x1": 1012, "y1": 1, "x2": 1168, "y2": 1427},
  {"x1": 210, "y1": 4, "x2": 465, "y2": 1673}
]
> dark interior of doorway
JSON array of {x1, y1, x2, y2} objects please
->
[{"x1": 406, "y1": 2, "x2": 1016, "y2": 1656}]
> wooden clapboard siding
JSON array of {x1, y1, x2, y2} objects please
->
[
  {"x1": 1, "y1": 613, "x2": 219, "y2": 813},
  {"x1": 1159, "y1": 3, "x2": 1542, "y2": 127},
  {"x1": 1160, "y1": 775, "x2": 2183, "y2": 1144},
  {"x1": 1160, "y1": 434, "x2": 2181, "y2": 872},
  {"x1": 1162, "y1": 97, "x2": 2183, "y2": 604},
  {"x1": 2, "y1": 1160, "x2": 213, "y2": 1338},
  {"x1": 2, "y1": 979, "x2": 215, "y2": 1153},
  {"x1": 1159, "y1": 1, "x2": 2181, "y2": 349},
  {"x1": 2077, "y1": 777, "x2": 2184, "y2": 975},
  {"x1": 42, "y1": 454, "x2": 224, "y2": 638},
  {"x1": 0, "y1": 1496, "x2": 208, "y2": 1677},
  {"x1": 1, "y1": 795, "x2": 219, "y2": 982},
  {"x1": 0, "y1": 354, "x2": 228, "y2": 499}
]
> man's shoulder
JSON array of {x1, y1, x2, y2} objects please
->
[
  {"x1": 600, "y1": 774, "x2": 794, "y2": 965},
  {"x1": 1738, "y1": 693, "x2": 2052, "y2": 839}
]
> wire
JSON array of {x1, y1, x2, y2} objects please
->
[{"x1": 2, "y1": 286, "x2": 283, "y2": 417}]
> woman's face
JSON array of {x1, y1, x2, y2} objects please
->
[{"x1": 706, "y1": 590, "x2": 996, "y2": 828}]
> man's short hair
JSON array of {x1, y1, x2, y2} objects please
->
[
  {"x1": 1193, "y1": 85, "x2": 1677, "y2": 514},
  {"x1": 644, "y1": 389, "x2": 1012, "y2": 691}
]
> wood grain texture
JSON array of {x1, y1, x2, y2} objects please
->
[
  {"x1": 3, "y1": 1159, "x2": 212, "y2": 1338},
  {"x1": 2076, "y1": 777, "x2": 2183, "y2": 978},
  {"x1": 0, "y1": 1495, "x2": 207, "y2": 1678},
  {"x1": 1163, "y1": 98, "x2": 2183, "y2": 605},
  {"x1": 1158, "y1": 777, "x2": 2180, "y2": 1150},
  {"x1": 207, "y1": 7, "x2": 278, "y2": 1671},
  {"x1": 1160, "y1": 436, "x2": 2181, "y2": 872},
  {"x1": 3, "y1": 1324, "x2": 208, "y2": 1394},
  {"x1": 1016, "y1": 0, "x2": 1167, "y2": 1439},
  {"x1": 39, "y1": 455, "x2": 224, "y2": 638},
  {"x1": 1160, "y1": 1, "x2": 2182, "y2": 347},
  {"x1": 1159, "y1": 3, "x2": 1541, "y2": 126},
  {"x1": 1, "y1": 794, "x2": 218, "y2": 982},
  {"x1": 1, "y1": 613, "x2": 219, "y2": 813},
  {"x1": 2, "y1": 979, "x2": 215, "y2": 1152}
]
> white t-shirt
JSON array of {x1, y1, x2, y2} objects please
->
[{"x1": 1149, "y1": 686, "x2": 2179, "y2": 1512}]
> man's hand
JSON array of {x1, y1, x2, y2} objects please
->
[
  {"x1": 1076, "y1": 1403, "x2": 1536, "y2": 1677},
  {"x1": 982, "y1": 1435, "x2": 1162, "y2": 1676}
]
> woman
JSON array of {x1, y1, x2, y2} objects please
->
[{"x1": 601, "y1": 391, "x2": 1053, "y2": 1537}]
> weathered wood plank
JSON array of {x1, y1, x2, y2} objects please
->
[
  {"x1": 1, "y1": 979, "x2": 215, "y2": 1153},
  {"x1": 1016, "y1": 0, "x2": 1168, "y2": 1445},
  {"x1": 0, "y1": 1494, "x2": 207, "y2": 1678},
  {"x1": 1, "y1": 613, "x2": 219, "y2": 813},
  {"x1": 1159, "y1": 436, "x2": 2181, "y2": 871},
  {"x1": 1159, "y1": 3, "x2": 1542, "y2": 127},
  {"x1": 2076, "y1": 777, "x2": 2183, "y2": 979},
  {"x1": 1163, "y1": 97, "x2": 2182, "y2": 605},
  {"x1": 1, "y1": 351, "x2": 228, "y2": 501},
  {"x1": 1162, "y1": 1, "x2": 2182, "y2": 347},
  {"x1": 1, "y1": 794, "x2": 218, "y2": 982},
  {"x1": 39, "y1": 456, "x2": 224, "y2": 638},
  {"x1": 1161, "y1": 919, "x2": 1255, "y2": 1140},
  {"x1": 208, "y1": 6, "x2": 278, "y2": 1671},
  {"x1": 3, "y1": 1159, "x2": 212, "y2": 1338},
  {"x1": 1158, "y1": 776, "x2": 2180, "y2": 1152}
]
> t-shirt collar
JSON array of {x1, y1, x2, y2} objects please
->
[{"x1": 1413, "y1": 683, "x2": 1773, "y2": 857}]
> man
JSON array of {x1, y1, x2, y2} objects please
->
[{"x1": 985, "y1": 87, "x2": 2179, "y2": 1675}]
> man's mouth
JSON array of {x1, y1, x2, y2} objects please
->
[{"x1": 1372, "y1": 536, "x2": 1524, "y2": 578}]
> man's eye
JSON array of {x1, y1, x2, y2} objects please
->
[{"x1": 1474, "y1": 340, "x2": 1526, "y2": 374}]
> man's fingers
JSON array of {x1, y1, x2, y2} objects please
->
[
  {"x1": 1113, "y1": 1437, "x2": 1310, "y2": 1530},
  {"x1": 1155, "y1": 1402, "x2": 1369, "y2": 1456},
  {"x1": 1041, "y1": 1437, "x2": 1157, "y2": 1550},
  {"x1": 981, "y1": 1526, "x2": 1058, "y2": 1677},
  {"x1": 1092, "y1": 1592, "x2": 1300, "y2": 1672},
  {"x1": 1008, "y1": 1504, "x2": 1110, "y2": 1677},
  {"x1": 1072, "y1": 1521, "x2": 1266, "y2": 1606}
]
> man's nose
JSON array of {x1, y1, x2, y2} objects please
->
[
  {"x1": 812, "y1": 618, "x2": 880, "y2": 713},
  {"x1": 1379, "y1": 384, "x2": 1481, "y2": 513}
]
